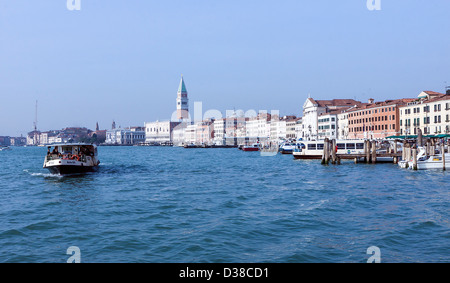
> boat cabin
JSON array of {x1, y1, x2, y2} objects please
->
[{"x1": 46, "y1": 143, "x2": 98, "y2": 162}]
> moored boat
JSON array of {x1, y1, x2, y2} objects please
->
[
  {"x1": 242, "y1": 143, "x2": 260, "y2": 152},
  {"x1": 399, "y1": 146, "x2": 450, "y2": 170},
  {"x1": 293, "y1": 140, "x2": 366, "y2": 160},
  {"x1": 279, "y1": 141, "x2": 299, "y2": 154},
  {"x1": 43, "y1": 143, "x2": 100, "y2": 175}
]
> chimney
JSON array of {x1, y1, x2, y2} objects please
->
[
  {"x1": 368, "y1": 98, "x2": 375, "y2": 104},
  {"x1": 446, "y1": 86, "x2": 450, "y2": 95}
]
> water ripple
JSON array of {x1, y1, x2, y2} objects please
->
[{"x1": 0, "y1": 146, "x2": 449, "y2": 262}]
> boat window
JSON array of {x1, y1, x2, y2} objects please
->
[
  {"x1": 356, "y1": 143, "x2": 364, "y2": 149},
  {"x1": 317, "y1": 143, "x2": 324, "y2": 150},
  {"x1": 337, "y1": 143, "x2": 346, "y2": 150},
  {"x1": 346, "y1": 143, "x2": 356, "y2": 149},
  {"x1": 308, "y1": 144, "x2": 317, "y2": 150}
]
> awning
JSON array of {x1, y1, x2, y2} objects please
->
[
  {"x1": 386, "y1": 134, "x2": 450, "y2": 139},
  {"x1": 385, "y1": 135, "x2": 417, "y2": 139}
]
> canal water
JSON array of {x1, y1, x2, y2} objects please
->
[{"x1": 0, "y1": 146, "x2": 448, "y2": 262}]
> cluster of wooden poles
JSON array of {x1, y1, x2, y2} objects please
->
[{"x1": 320, "y1": 138, "x2": 401, "y2": 165}]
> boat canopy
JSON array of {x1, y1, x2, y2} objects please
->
[{"x1": 46, "y1": 143, "x2": 96, "y2": 148}]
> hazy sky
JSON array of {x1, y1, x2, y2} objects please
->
[{"x1": 1, "y1": 0, "x2": 449, "y2": 136}]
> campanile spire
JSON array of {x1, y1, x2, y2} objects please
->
[{"x1": 176, "y1": 75, "x2": 189, "y2": 120}]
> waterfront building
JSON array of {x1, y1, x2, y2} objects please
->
[
  {"x1": 337, "y1": 110, "x2": 350, "y2": 140},
  {"x1": 195, "y1": 119, "x2": 215, "y2": 145},
  {"x1": 347, "y1": 98, "x2": 414, "y2": 139},
  {"x1": 270, "y1": 115, "x2": 297, "y2": 141},
  {"x1": 144, "y1": 121, "x2": 181, "y2": 144},
  {"x1": 231, "y1": 117, "x2": 248, "y2": 145},
  {"x1": 184, "y1": 123, "x2": 197, "y2": 144},
  {"x1": 10, "y1": 136, "x2": 26, "y2": 146},
  {"x1": 269, "y1": 115, "x2": 285, "y2": 141},
  {"x1": 176, "y1": 76, "x2": 189, "y2": 120},
  {"x1": 246, "y1": 112, "x2": 271, "y2": 143},
  {"x1": 317, "y1": 112, "x2": 339, "y2": 140},
  {"x1": 302, "y1": 97, "x2": 362, "y2": 140},
  {"x1": 0, "y1": 136, "x2": 11, "y2": 146},
  {"x1": 399, "y1": 90, "x2": 450, "y2": 136},
  {"x1": 295, "y1": 118, "x2": 304, "y2": 140},
  {"x1": 47, "y1": 134, "x2": 69, "y2": 145},
  {"x1": 39, "y1": 131, "x2": 60, "y2": 145},
  {"x1": 213, "y1": 118, "x2": 227, "y2": 145},
  {"x1": 26, "y1": 130, "x2": 41, "y2": 146},
  {"x1": 172, "y1": 122, "x2": 189, "y2": 146},
  {"x1": 286, "y1": 118, "x2": 298, "y2": 140},
  {"x1": 213, "y1": 116, "x2": 239, "y2": 145},
  {"x1": 106, "y1": 127, "x2": 146, "y2": 145}
]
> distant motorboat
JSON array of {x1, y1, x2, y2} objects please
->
[
  {"x1": 242, "y1": 143, "x2": 260, "y2": 152},
  {"x1": 183, "y1": 143, "x2": 198, "y2": 148},
  {"x1": 279, "y1": 141, "x2": 299, "y2": 154},
  {"x1": 0, "y1": 146, "x2": 12, "y2": 151}
]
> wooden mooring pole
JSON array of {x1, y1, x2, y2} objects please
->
[
  {"x1": 365, "y1": 140, "x2": 370, "y2": 163},
  {"x1": 371, "y1": 141, "x2": 377, "y2": 164},
  {"x1": 442, "y1": 143, "x2": 446, "y2": 171},
  {"x1": 412, "y1": 148, "x2": 418, "y2": 170},
  {"x1": 331, "y1": 139, "x2": 337, "y2": 164},
  {"x1": 393, "y1": 140, "x2": 398, "y2": 164},
  {"x1": 322, "y1": 138, "x2": 329, "y2": 165}
]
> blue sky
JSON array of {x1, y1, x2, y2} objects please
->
[{"x1": 1, "y1": 0, "x2": 449, "y2": 136}]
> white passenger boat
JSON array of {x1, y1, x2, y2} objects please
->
[
  {"x1": 293, "y1": 140, "x2": 366, "y2": 160},
  {"x1": 43, "y1": 143, "x2": 100, "y2": 175}
]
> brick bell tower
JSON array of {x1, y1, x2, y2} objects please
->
[{"x1": 176, "y1": 75, "x2": 189, "y2": 120}]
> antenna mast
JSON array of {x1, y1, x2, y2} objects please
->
[{"x1": 34, "y1": 100, "x2": 38, "y2": 131}]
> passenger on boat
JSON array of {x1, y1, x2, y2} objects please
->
[{"x1": 81, "y1": 146, "x2": 93, "y2": 156}]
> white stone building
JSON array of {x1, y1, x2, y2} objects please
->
[
  {"x1": 106, "y1": 127, "x2": 146, "y2": 145},
  {"x1": 302, "y1": 97, "x2": 361, "y2": 140},
  {"x1": 317, "y1": 113, "x2": 338, "y2": 140},
  {"x1": 144, "y1": 121, "x2": 181, "y2": 144},
  {"x1": 399, "y1": 90, "x2": 450, "y2": 136},
  {"x1": 246, "y1": 113, "x2": 271, "y2": 142}
]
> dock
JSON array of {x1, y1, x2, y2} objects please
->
[
  {"x1": 183, "y1": 144, "x2": 238, "y2": 149},
  {"x1": 321, "y1": 138, "x2": 402, "y2": 165}
]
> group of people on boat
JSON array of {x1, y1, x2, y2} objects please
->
[{"x1": 47, "y1": 146, "x2": 93, "y2": 161}]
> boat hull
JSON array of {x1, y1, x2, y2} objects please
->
[
  {"x1": 242, "y1": 148, "x2": 259, "y2": 152},
  {"x1": 46, "y1": 165, "x2": 99, "y2": 175},
  {"x1": 293, "y1": 154, "x2": 321, "y2": 160}
]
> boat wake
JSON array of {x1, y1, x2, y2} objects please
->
[{"x1": 23, "y1": 169, "x2": 63, "y2": 178}]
